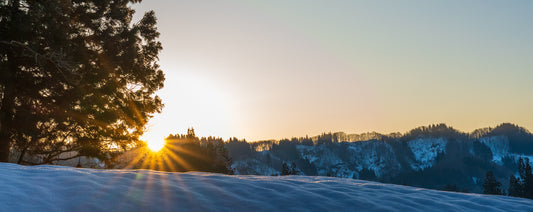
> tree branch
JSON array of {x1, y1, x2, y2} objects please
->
[{"x1": 0, "y1": 40, "x2": 80, "y2": 85}]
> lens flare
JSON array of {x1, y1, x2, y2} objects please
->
[
  {"x1": 141, "y1": 131, "x2": 167, "y2": 152},
  {"x1": 147, "y1": 139, "x2": 166, "y2": 152}
]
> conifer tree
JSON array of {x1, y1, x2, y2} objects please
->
[
  {"x1": 515, "y1": 157, "x2": 533, "y2": 198},
  {"x1": 281, "y1": 162, "x2": 291, "y2": 175},
  {"x1": 508, "y1": 175, "x2": 522, "y2": 197},
  {"x1": 483, "y1": 171, "x2": 502, "y2": 195},
  {"x1": 0, "y1": 0, "x2": 164, "y2": 163},
  {"x1": 290, "y1": 162, "x2": 299, "y2": 175}
]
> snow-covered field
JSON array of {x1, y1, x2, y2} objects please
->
[{"x1": 1, "y1": 163, "x2": 532, "y2": 211}]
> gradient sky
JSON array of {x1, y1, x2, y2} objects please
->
[{"x1": 133, "y1": 1, "x2": 533, "y2": 142}]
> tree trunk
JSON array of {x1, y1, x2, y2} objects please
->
[
  {"x1": 0, "y1": 86, "x2": 10, "y2": 162},
  {"x1": 0, "y1": 80, "x2": 14, "y2": 163},
  {"x1": 0, "y1": 135, "x2": 9, "y2": 162},
  {"x1": 0, "y1": 98, "x2": 12, "y2": 162},
  {"x1": 0, "y1": 0, "x2": 21, "y2": 162}
]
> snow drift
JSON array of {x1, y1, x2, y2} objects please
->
[{"x1": 1, "y1": 163, "x2": 532, "y2": 211}]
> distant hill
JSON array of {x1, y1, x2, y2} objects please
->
[{"x1": 226, "y1": 123, "x2": 533, "y2": 194}]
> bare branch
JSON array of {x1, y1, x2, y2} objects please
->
[{"x1": 20, "y1": 153, "x2": 83, "y2": 165}]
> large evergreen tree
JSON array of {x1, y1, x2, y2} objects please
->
[{"x1": 0, "y1": 0, "x2": 164, "y2": 163}]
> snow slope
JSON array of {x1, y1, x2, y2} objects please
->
[
  {"x1": 408, "y1": 138, "x2": 447, "y2": 170},
  {"x1": 1, "y1": 163, "x2": 532, "y2": 211},
  {"x1": 479, "y1": 136, "x2": 510, "y2": 164}
]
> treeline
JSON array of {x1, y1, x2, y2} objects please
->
[
  {"x1": 110, "y1": 128, "x2": 233, "y2": 174},
  {"x1": 482, "y1": 157, "x2": 533, "y2": 199},
  {"x1": 225, "y1": 123, "x2": 533, "y2": 197},
  {"x1": 509, "y1": 157, "x2": 533, "y2": 198}
]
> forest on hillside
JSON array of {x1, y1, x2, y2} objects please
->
[{"x1": 225, "y1": 123, "x2": 533, "y2": 198}]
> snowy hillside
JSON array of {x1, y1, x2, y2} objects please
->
[
  {"x1": 228, "y1": 124, "x2": 533, "y2": 193},
  {"x1": 408, "y1": 138, "x2": 447, "y2": 170},
  {"x1": 1, "y1": 163, "x2": 533, "y2": 211}
]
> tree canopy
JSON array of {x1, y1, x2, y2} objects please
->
[{"x1": 0, "y1": 0, "x2": 164, "y2": 163}]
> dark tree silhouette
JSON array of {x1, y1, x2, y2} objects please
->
[
  {"x1": 482, "y1": 171, "x2": 502, "y2": 195},
  {"x1": 508, "y1": 157, "x2": 533, "y2": 199},
  {"x1": 519, "y1": 158, "x2": 533, "y2": 198},
  {"x1": 0, "y1": 0, "x2": 164, "y2": 163},
  {"x1": 290, "y1": 162, "x2": 299, "y2": 175},
  {"x1": 280, "y1": 161, "x2": 299, "y2": 175},
  {"x1": 508, "y1": 175, "x2": 522, "y2": 197},
  {"x1": 281, "y1": 162, "x2": 291, "y2": 176}
]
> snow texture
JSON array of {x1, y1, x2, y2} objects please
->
[
  {"x1": 408, "y1": 138, "x2": 447, "y2": 170},
  {"x1": 1, "y1": 163, "x2": 533, "y2": 212},
  {"x1": 479, "y1": 136, "x2": 510, "y2": 164},
  {"x1": 347, "y1": 141, "x2": 398, "y2": 177}
]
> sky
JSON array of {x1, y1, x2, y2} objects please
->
[{"x1": 133, "y1": 1, "x2": 533, "y2": 142}]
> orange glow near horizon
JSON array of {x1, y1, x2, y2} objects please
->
[
  {"x1": 122, "y1": 139, "x2": 207, "y2": 173},
  {"x1": 132, "y1": 1, "x2": 533, "y2": 142},
  {"x1": 147, "y1": 139, "x2": 166, "y2": 152},
  {"x1": 142, "y1": 132, "x2": 167, "y2": 152}
]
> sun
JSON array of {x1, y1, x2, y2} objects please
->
[
  {"x1": 141, "y1": 131, "x2": 167, "y2": 152},
  {"x1": 147, "y1": 139, "x2": 166, "y2": 152}
]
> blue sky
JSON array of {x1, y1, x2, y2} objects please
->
[{"x1": 134, "y1": 0, "x2": 533, "y2": 141}]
